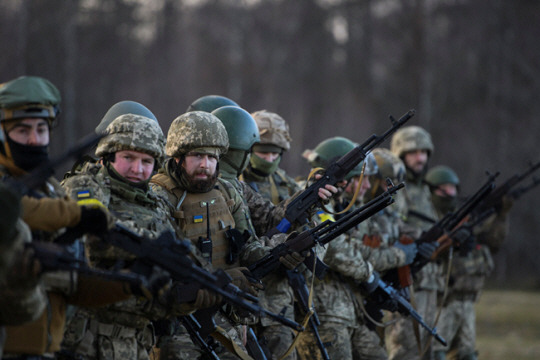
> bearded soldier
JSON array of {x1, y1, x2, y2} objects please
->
[{"x1": 387, "y1": 126, "x2": 441, "y2": 360}]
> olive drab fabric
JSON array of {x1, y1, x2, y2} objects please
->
[
  {"x1": 165, "y1": 111, "x2": 229, "y2": 158},
  {"x1": 0, "y1": 76, "x2": 61, "y2": 122},
  {"x1": 211, "y1": 106, "x2": 260, "y2": 152},
  {"x1": 95, "y1": 114, "x2": 165, "y2": 164}
]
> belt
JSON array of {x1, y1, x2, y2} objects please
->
[{"x1": 88, "y1": 319, "x2": 137, "y2": 338}]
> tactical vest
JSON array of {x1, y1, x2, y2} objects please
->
[{"x1": 152, "y1": 173, "x2": 236, "y2": 268}]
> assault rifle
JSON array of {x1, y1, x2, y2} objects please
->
[
  {"x1": 509, "y1": 176, "x2": 540, "y2": 200},
  {"x1": 105, "y1": 224, "x2": 303, "y2": 332},
  {"x1": 266, "y1": 109, "x2": 415, "y2": 237},
  {"x1": 410, "y1": 172, "x2": 498, "y2": 273},
  {"x1": 27, "y1": 240, "x2": 143, "y2": 286},
  {"x1": 371, "y1": 278, "x2": 447, "y2": 346},
  {"x1": 474, "y1": 160, "x2": 540, "y2": 216},
  {"x1": 249, "y1": 181, "x2": 404, "y2": 280},
  {"x1": 4, "y1": 132, "x2": 102, "y2": 196},
  {"x1": 180, "y1": 315, "x2": 220, "y2": 360},
  {"x1": 287, "y1": 269, "x2": 330, "y2": 360}
]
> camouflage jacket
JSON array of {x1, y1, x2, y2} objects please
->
[
  {"x1": 62, "y1": 163, "x2": 175, "y2": 325},
  {"x1": 242, "y1": 166, "x2": 301, "y2": 205}
]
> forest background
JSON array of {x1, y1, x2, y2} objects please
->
[{"x1": 1, "y1": 0, "x2": 539, "y2": 287}]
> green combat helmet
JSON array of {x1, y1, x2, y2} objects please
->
[
  {"x1": 166, "y1": 111, "x2": 229, "y2": 158},
  {"x1": 303, "y1": 136, "x2": 378, "y2": 180},
  {"x1": 251, "y1": 110, "x2": 292, "y2": 153},
  {"x1": 211, "y1": 106, "x2": 259, "y2": 177},
  {"x1": 425, "y1": 165, "x2": 460, "y2": 188},
  {"x1": 390, "y1": 125, "x2": 434, "y2": 159},
  {"x1": 95, "y1": 100, "x2": 157, "y2": 135},
  {"x1": 95, "y1": 114, "x2": 165, "y2": 165},
  {"x1": 186, "y1": 95, "x2": 239, "y2": 113},
  {"x1": 0, "y1": 76, "x2": 61, "y2": 126}
]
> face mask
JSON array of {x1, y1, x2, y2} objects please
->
[
  {"x1": 221, "y1": 149, "x2": 251, "y2": 177},
  {"x1": 432, "y1": 194, "x2": 457, "y2": 215},
  {"x1": 249, "y1": 153, "x2": 281, "y2": 176},
  {"x1": 6, "y1": 135, "x2": 49, "y2": 172}
]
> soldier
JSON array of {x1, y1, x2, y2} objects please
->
[
  {"x1": 0, "y1": 183, "x2": 46, "y2": 357},
  {"x1": 426, "y1": 166, "x2": 506, "y2": 360},
  {"x1": 240, "y1": 109, "x2": 302, "y2": 359},
  {"x1": 242, "y1": 110, "x2": 300, "y2": 203},
  {"x1": 387, "y1": 126, "x2": 441, "y2": 360},
  {"x1": 186, "y1": 94, "x2": 239, "y2": 113},
  {"x1": 61, "y1": 105, "x2": 201, "y2": 359},
  {"x1": 297, "y1": 136, "x2": 384, "y2": 360},
  {"x1": 0, "y1": 76, "x2": 128, "y2": 359}
]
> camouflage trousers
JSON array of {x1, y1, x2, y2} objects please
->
[
  {"x1": 61, "y1": 317, "x2": 155, "y2": 360},
  {"x1": 431, "y1": 298, "x2": 476, "y2": 359},
  {"x1": 297, "y1": 321, "x2": 387, "y2": 360},
  {"x1": 385, "y1": 289, "x2": 438, "y2": 360},
  {"x1": 257, "y1": 324, "x2": 297, "y2": 360},
  {"x1": 158, "y1": 312, "x2": 248, "y2": 360}
]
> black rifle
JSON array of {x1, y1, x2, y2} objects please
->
[
  {"x1": 180, "y1": 315, "x2": 220, "y2": 360},
  {"x1": 266, "y1": 109, "x2": 414, "y2": 237},
  {"x1": 509, "y1": 176, "x2": 540, "y2": 200},
  {"x1": 287, "y1": 269, "x2": 330, "y2": 360},
  {"x1": 249, "y1": 181, "x2": 404, "y2": 280},
  {"x1": 474, "y1": 160, "x2": 540, "y2": 215},
  {"x1": 27, "y1": 241, "x2": 143, "y2": 286},
  {"x1": 105, "y1": 224, "x2": 303, "y2": 332},
  {"x1": 410, "y1": 172, "x2": 498, "y2": 273},
  {"x1": 4, "y1": 132, "x2": 102, "y2": 196},
  {"x1": 371, "y1": 278, "x2": 447, "y2": 346}
]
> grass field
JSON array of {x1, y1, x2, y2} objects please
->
[{"x1": 475, "y1": 289, "x2": 540, "y2": 359}]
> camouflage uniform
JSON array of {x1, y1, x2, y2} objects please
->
[
  {"x1": 60, "y1": 114, "x2": 177, "y2": 360},
  {"x1": 386, "y1": 126, "x2": 441, "y2": 360},
  {"x1": 427, "y1": 166, "x2": 504, "y2": 360},
  {"x1": 150, "y1": 111, "x2": 264, "y2": 360},
  {"x1": 0, "y1": 76, "x2": 124, "y2": 358}
]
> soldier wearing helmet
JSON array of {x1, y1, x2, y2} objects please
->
[
  {"x1": 387, "y1": 126, "x2": 441, "y2": 360},
  {"x1": 242, "y1": 110, "x2": 300, "y2": 205},
  {"x1": 0, "y1": 77, "x2": 133, "y2": 358},
  {"x1": 150, "y1": 110, "x2": 266, "y2": 360},
  {"x1": 426, "y1": 165, "x2": 508, "y2": 360},
  {"x1": 297, "y1": 136, "x2": 386, "y2": 360},
  {"x1": 60, "y1": 113, "x2": 189, "y2": 359},
  {"x1": 186, "y1": 94, "x2": 239, "y2": 113}
]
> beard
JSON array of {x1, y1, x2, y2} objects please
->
[{"x1": 176, "y1": 163, "x2": 218, "y2": 193}]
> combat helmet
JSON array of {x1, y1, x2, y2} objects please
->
[
  {"x1": 211, "y1": 106, "x2": 259, "y2": 151},
  {"x1": 371, "y1": 148, "x2": 406, "y2": 184},
  {"x1": 95, "y1": 101, "x2": 157, "y2": 135},
  {"x1": 95, "y1": 114, "x2": 165, "y2": 164},
  {"x1": 304, "y1": 136, "x2": 378, "y2": 180},
  {"x1": 186, "y1": 95, "x2": 239, "y2": 113},
  {"x1": 0, "y1": 76, "x2": 61, "y2": 126},
  {"x1": 390, "y1": 126, "x2": 434, "y2": 159},
  {"x1": 166, "y1": 111, "x2": 229, "y2": 158},
  {"x1": 251, "y1": 110, "x2": 292, "y2": 153},
  {"x1": 425, "y1": 165, "x2": 460, "y2": 188}
]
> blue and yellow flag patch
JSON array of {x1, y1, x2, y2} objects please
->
[
  {"x1": 76, "y1": 190, "x2": 91, "y2": 199},
  {"x1": 317, "y1": 211, "x2": 335, "y2": 223},
  {"x1": 193, "y1": 215, "x2": 204, "y2": 223}
]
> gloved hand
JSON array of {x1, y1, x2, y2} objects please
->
[
  {"x1": 192, "y1": 288, "x2": 223, "y2": 309},
  {"x1": 225, "y1": 267, "x2": 263, "y2": 296},
  {"x1": 393, "y1": 241, "x2": 418, "y2": 265},
  {"x1": 169, "y1": 285, "x2": 223, "y2": 315},
  {"x1": 0, "y1": 183, "x2": 21, "y2": 242},
  {"x1": 279, "y1": 251, "x2": 305, "y2": 270},
  {"x1": 452, "y1": 227, "x2": 475, "y2": 256},
  {"x1": 360, "y1": 271, "x2": 398, "y2": 312},
  {"x1": 76, "y1": 200, "x2": 112, "y2": 236},
  {"x1": 131, "y1": 266, "x2": 171, "y2": 301},
  {"x1": 417, "y1": 242, "x2": 439, "y2": 260}
]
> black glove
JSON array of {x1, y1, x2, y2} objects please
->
[
  {"x1": 417, "y1": 242, "x2": 439, "y2": 260},
  {"x1": 393, "y1": 241, "x2": 418, "y2": 265},
  {"x1": 361, "y1": 272, "x2": 398, "y2": 313},
  {"x1": 130, "y1": 266, "x2": 171, "y2": 301},
  {"x1": 452, "y1": 227, "x2": 475, "y2": 256},
  {"x1": 76, "y1": 206, "x2": 111, "y2": 236},
  {"x1": 0, "y1": 183, "x2": 21, "y2": 242}
]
